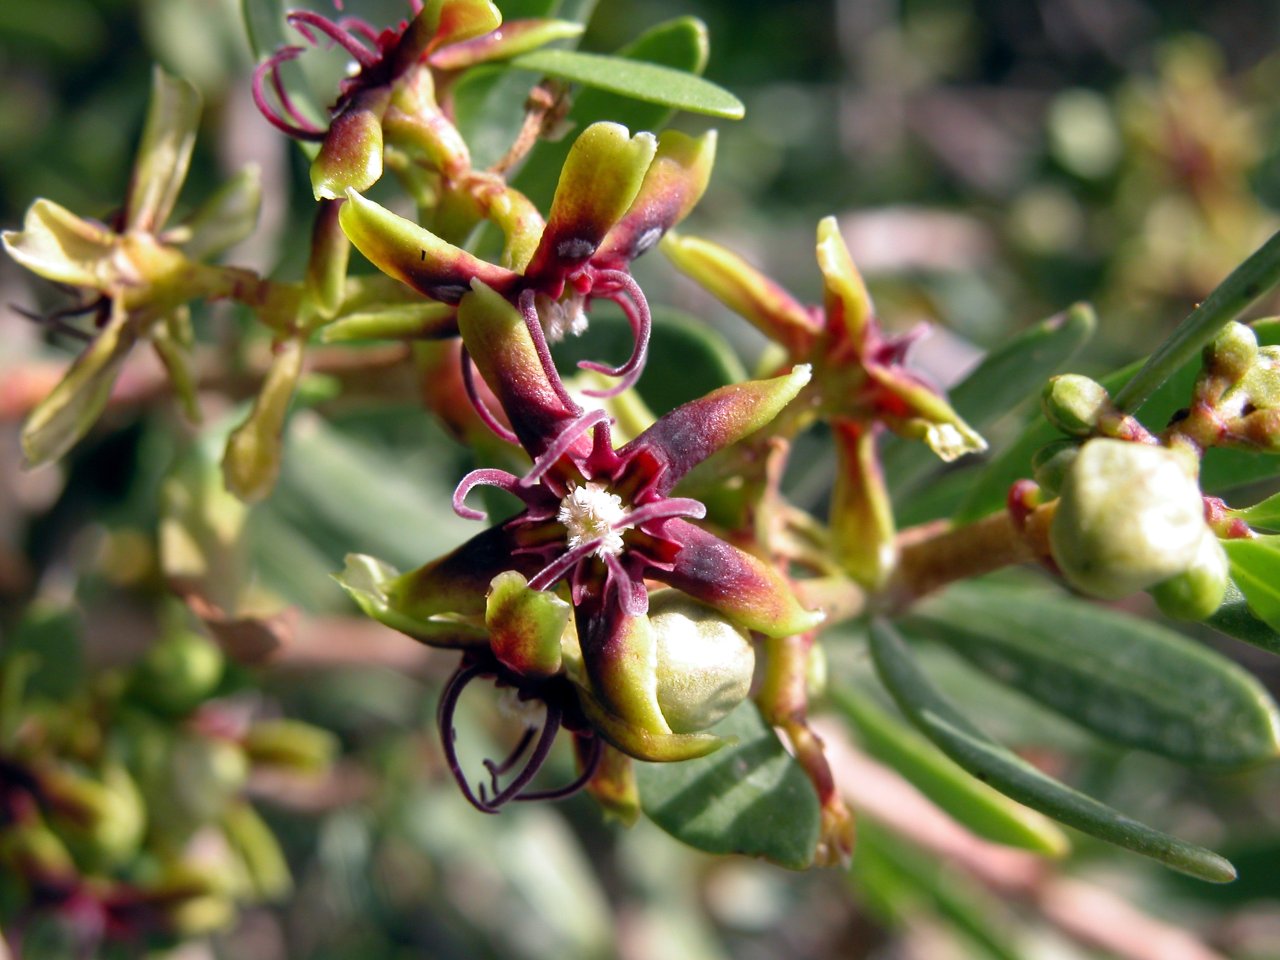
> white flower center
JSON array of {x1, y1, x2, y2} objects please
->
[
  {"x1": 558, "y1": 482, "x2": 630, "y2": 558},
  {"x1": 536, "y1": 292, "x2": 589, "y2": 344}
]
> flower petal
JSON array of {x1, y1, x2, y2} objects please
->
[
  {"x1": 388, "y1": 523, "x2": 543, "y2": 620},
  {"x1": 595, "y1": 129, "x2": 717, "y2": 269},
  {"x1": 626, "y1": 364, "x2": 812, "y2": 494},
  {"x1": 865, "y1": 363, "x2": 988, "y2": 462},
  {"x1": 126, "y1": 67, "x2": 201, "y2": 232},
  {"x1": 815, "y1": 215, "x2": 872, "y2": 356},
  {"x1": 21, "y1": 304, "x2": 139, "y2": 467},
  {"x1": 3, "y1": 198, "x2": 118, "y2": 288},
  {"x1": 457, "y1": 280, "x2": 580, "y2": 457},
  {"x1": 652, "y1": 520, "x2": 823, "y2": 637},
  {"x1": 524, "y1": 122, "x2": 657, "y2": 287},
  {"x1": 334, "y1": 553, "x2": 489, "y2": 647},
  {"x1": 339, "y1": 189, "x2": 519, "y2": 303},
  {"x1": 486, "y1": 571, "x2": 568, "y2": 677},
  {"x1": 661, "y1": 232, "x2": 821, "y2": 355}
]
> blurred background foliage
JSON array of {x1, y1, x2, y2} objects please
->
[{"x1": 2, "y1": 1, "x2": 1280, "y2": 958}]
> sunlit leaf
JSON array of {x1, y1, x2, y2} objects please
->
[
  {"x1": 1206, "y1": 581, "x2": 1280, "y2": 655},
  {"x1": 1223, "y1": 537, "x2": 1280, "y2": 636},
  {"x1": 511, "y1": 48, "x2": 743, "y2": 119},
  {"x1": 869, "y1": 618, "x2": 1237, "y2": 883},
  {"x1": 911, "y1": 581, "x2": 1280, "y2": 767},
  {"x1": 636, "y1": 702, "x2": 820, "y2": 869}
]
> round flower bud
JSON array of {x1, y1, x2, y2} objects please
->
[
  {"x1": 1032, "y1": 439, "x2": 1081, "y2": 497},
  {"x1": 1204, "y1": 321, "x2": 1257, "y2": 382},
  {"x1": 1042, "y1": 374, "x2": 1111, "y2": 436},
  {"x1": 1050, "y1": 438, "x2": 1207, "y2": 600},
  {"x1": 649, "y1": 592, "x2": 755, "y2": 734},
  {"x1": 131, "y1": 630, "x2": 224, "y2": 717},
  {"x1": 1150, "y1": 529, "x2": 1229, "y2": 621}
]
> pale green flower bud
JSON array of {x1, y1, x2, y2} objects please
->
[
  {"x1": 1042, "y1": 374, "x2": 1111, "y2": 436},
  {"x1": 649, "y1": 592, "x2": 755, "y2": 734},
  {"x1": 130, "y1": 629, "x2": 224, "y2": 717},
  {"x1": 1151, "y1": 529, "x2": 1229, "y2": 620},
  {"x1": 1205, "y1": 321, "x2": 1258, "y2": 382},
  {"x1": 1032, "y1": 439, "x2": 1081, "y2": 497},
  {"x1": 1051, "y1": 438, "x2": 1206, "y2": 599}
]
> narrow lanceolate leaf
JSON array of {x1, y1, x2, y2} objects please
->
[
  {"x1": 911, "y1": 581, "x2": 1280, "y2": 768},
  {"x1": 127, "y1": 67, "x2": 201, "y2": 232},
  {"x1": 833, "y1": 688, "x2": 1069, "y2": 856},
  {"x1": 1207, "y1": 581, "x2": 1280, "y2": 655},
  {"x1": 1229, "y1": 491, "x2": 1280, "y2": 532},
  {"x1": 511, "y1": 48, "x2": 744, "y2": 119},
  {"x1": 1223, "y1": 537, "x2": 1280, "y2": 636},
  {"x1": 883, "y1": 303, "x2": 1096, "y2": 498},
  {"x1": 1113, "y1": 228, "x2": 1280, "y2": 412},
  {"x1": 869, "y1": 618, "x2": 1238, "y2": 883},
  {"x1": 636, "y1": 702, "x2": 821, "y2": 869}
]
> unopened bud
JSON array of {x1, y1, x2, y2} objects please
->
[
  {"x1": 43, "y1": 764, "x2": 145, "y2": 868},
  {"x1": 1042, "y1": 374, "x2": 1111, "y2": 436},
  {"x1": 1051, "y1": 438, "x2": 1206, "y2": 599},
  {"x1": 1031, "y1": 439, "x2": 1081, "y2": 496},
  {"x1": 1205, "y1": 321, "x2": 1258, "y2": 382},
  {"x1": 650, "y1": 593, "x2": 755, "y2": 734},
  {"x1": 130, "y1": 630, "x2": 224, "y2": 717},
  {"x1": 1151, "y1": 530, "x2": 1229, "y2": 620},
  {"x1": 242, "y1": 719, "x2": 338, "y2": 775}
]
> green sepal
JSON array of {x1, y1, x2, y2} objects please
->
[
  {"x1": 319, "y1": 301, "x2": 459, "y2": 342},
  {"x1": 174, "y1": 164, "x2": 262, "y2": 262},
  {"x1": 334, "y1": 553, "x2": 489, "y2": 647},
  {"x1": 152, "y1": 307, "x2": 201, "y2": 424},
  {"x1": 661, "y1": 231, "x2": 820, "y2": 355},
  {"x1": 340, "y1": 188, "x2": 518, "y2": 302},
  {"x1": 577, "y1": 686, "x2": 724, "y2": 762},
  {"x1": 21, "y1": 304, "x2": 140, "y2": 467},
  {"x1": 830, "y1": 419, "x2": 897, "y2": 588},
  {"x1": 222, "y1": 335, "x2": 305, "y2": 503},
  {"x1": 311, "y1": 88, "x2": 390, "y2": 200},
  {"x1": 816, "y1": 215, "x2": 872, "y2": 351},
  {"x1": 486, "y1": 571, "x2": 568, "y2": 677},
  {"x1": 3, "y1": 197, "x2": 119, "y2": 287}
]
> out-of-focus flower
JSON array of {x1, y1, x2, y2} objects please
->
[{"x1": 3, "y1": 68, "x2": 263, "y2": 466}]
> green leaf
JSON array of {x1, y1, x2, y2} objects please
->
[
  {"x1": 884, "y1": 302, "x2": 1095, "y2": 499},
  {"x1": 1, "y1": 602, "x2": 83, "y2": 700},
  {"x1": 1229, "y1": 491, "x2": 1280, "y2": 531},
  {"x1": 868, "y1": 618, "x2": 1237, "y2": 883},
  {"x1": 514, "y1": 16, "x2": 711, "y2": 207},
  {"x1": 1113, "y1": 228, "x2": 1280, "y2": 412},
  {"x1": 511, "y1": 48, "x2": 743, "y2": 119},
  {"x1": 830, "y1": 687, "x2": 1069, "y2": 856},
  {"x1": 636, "y1": 702, "x2": 820, "y2": 869},
  {"x1": 1206, "y1": 581, "x2": 1280, "y2": 655},
  {"x1": 911, "y1": 580, "x2": 1280, "y2": 768},
  {"x1": 1223, "y1": 537, "x2": 1280, "y2": 636}
]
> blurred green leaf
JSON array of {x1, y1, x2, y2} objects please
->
[
  {"x1": 511, "y1": 48, "x2": 742, "y2": 119},
  {"x1": 884, "y1": 302, "x2": 1095, "y2": 498},
  {"x1": 636, "y1": 703, "x2": 820, "y2": 869},
  {"x1": 1, "y1": 603, "x2": 83, "y2": 700},
  {"x1": 1223, "y1": 536, "x2": 1280, "y2": 636},
  {"x1": 911, "y1": 580, "x2": 1280, "y2": 768},
  {"x1": 831, "y1": 687, "x2": 1069, "y2": 856},
  {"x1": 869, "y1": 618, "x2": 1237, "y2": 883},
  {"x1": 1113, "y1": 228, "x2": 1280, "y2": 412},
  {"x1": 1206, "y1": 581, "x2": 1280, "y2": 655}
]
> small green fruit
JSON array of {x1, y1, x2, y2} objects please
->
[
  {"x1": 1051, "y1": 439, "x2": 1206, "y2": 600},
  {"x1": 1151, "y1": 530, "x2": 1229, "y2": 620},
  {"x1": 131, "y1": 630, "x2": 224, "y2": 716},
  {"x1": 650, "y1": 592, "x2": 755, "y2": 734}
]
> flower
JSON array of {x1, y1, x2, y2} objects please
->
[
  {"x1": 3, "y1": 68, "x2": 263, "y2": 467},
  {"x1": 662, "y1": 217, "x2": 987, "y2": 586},
  {"x1": 339, "y1": 279, "x2": 820, "y2": 809},
  {"x1": 338, "y1": 121, "x2": 716, "y2": 430},
  {"x1": 252, "y1": 0, "x2": 582, "y2": 200}
]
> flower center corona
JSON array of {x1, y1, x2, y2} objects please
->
[{"x1": 559, "y1": 482, "x2": 629, "y2": 557}]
